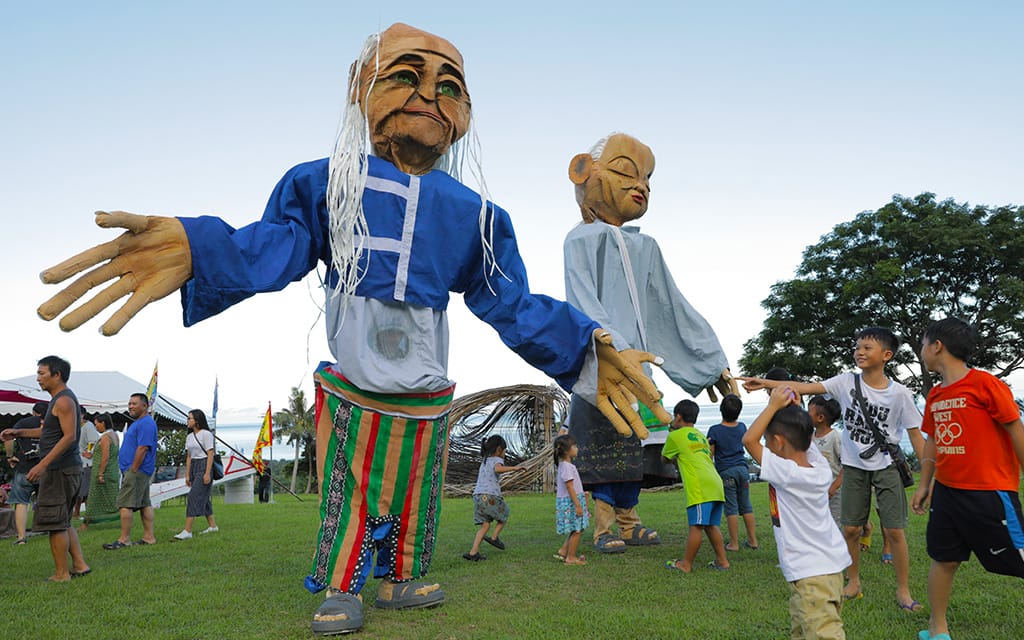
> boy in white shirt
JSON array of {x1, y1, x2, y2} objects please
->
[{"x1": 743, "y1": 386, "x2": 851, "y2": 640}]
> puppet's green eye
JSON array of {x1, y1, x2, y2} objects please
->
[
  {"x1": 393, "y1": 71, "x2": 416, "y2": 85},
  {"x1": 437, "y1": 82, "x2": 460, "y2": 98}
]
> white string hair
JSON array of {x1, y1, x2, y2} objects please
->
[
  {"x1": 326, "y1": 32, "x2": 380, "y2": 309},
  {"x1": 461, "y1": 114, "x2": 509, "y2": 294}
]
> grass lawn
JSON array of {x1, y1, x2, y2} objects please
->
[{"x1": 1, "y1": 482, "x2": 1021, "y2": 639}]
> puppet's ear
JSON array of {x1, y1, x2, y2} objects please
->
[{"x1": 568, "y1": 153, "x2": 594, "y2": 185}]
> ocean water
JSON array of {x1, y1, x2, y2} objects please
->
[{"x1": 212, "y1": 423, "x2": 290, "y2": 460}]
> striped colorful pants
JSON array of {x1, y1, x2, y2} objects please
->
[{"x1": 306, "y1": 366, "x2": 453, "y2": 595}]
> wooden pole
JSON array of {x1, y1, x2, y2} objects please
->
[{"x1": 542, "y1": 395, "x2": 553, "y2": 493}]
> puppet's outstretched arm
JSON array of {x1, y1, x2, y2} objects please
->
[
  {"x1": 594, "y1": 330, "x2": 673, "y2": 439},
  {"x1": 38, "y1": 211, "x2": 192, "y2": 336}
]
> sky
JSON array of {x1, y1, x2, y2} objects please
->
[{"x1": 2, "y1": 2, "x2": 1022, "y2": 424}]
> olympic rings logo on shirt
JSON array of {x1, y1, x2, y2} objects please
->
[{"x1": 934, "y1": 423, "x2": 963, "y2": 446}]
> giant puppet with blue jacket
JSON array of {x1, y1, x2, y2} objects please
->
[
  {"x1": 563, "y1": 133, "x2": 738, "y2": 554},
  {"x1": 37, "y1": 24, "x2": 671, "y2": 635}
]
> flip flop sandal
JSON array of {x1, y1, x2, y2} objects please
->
[
  {"x1": 664, "y1": 559, "x2": 687, "y2": 573},
  {"x1": 843, "y1": 591, "x2": 863, "y2": 602},
  {"x1": 707, "y1": 562, "x2": 730, "y2": 571},
  {"x1": 881, "y1": 553, "x2": 894, "y2": 565},
  {"x1": 917, "y1": 632, "x2": 951, "y2": 640},
  {"x1": 311, "y1": 592, "x2": 364, "y2": 635},
  {"x1": 742, "y1": 540, "x2": 759, "y2": 550},
  {"x1": 103, "y1": 540, "x2": 131, "y2": 550},
  {"x1": 483, "y1": 536, "x2": 505, "y2": 550},
  {"x1": 897, "y1": 600, "x2": 924, "y2": 613},
  {"x1": 70, "y1": 568, "x2": 92, "y2": 578},
  {"x1": 133, "y1": 539, "x2": 156, "y2": 545},
  {"x1": 624, "y1": 526, "x2": 661, "y2": 546},
  {"x1": 374, "y1": 580, "x2": 445, "y2": 610},
  {"x1": 859, "y1": 528, "x2": 873, "y2": 551},
  {"x1": 462, "y1": 552, "x2": 486, "y2": 561},
  {"x1": 594, "y1": 533, "x2": 627, "y2": 553},
  {"x1": 13, "y1": 538, "x2": 27, "y2": 545}
]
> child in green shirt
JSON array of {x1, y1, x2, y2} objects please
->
[{"x1": 662, "y1": 400, "x2": 729, "y2": 572}]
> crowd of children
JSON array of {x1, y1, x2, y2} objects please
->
[{"x1": 461, "y1": 319, "x2": 1022, "y2": 640}]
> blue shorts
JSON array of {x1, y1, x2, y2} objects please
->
[
  {"x1": 687, "y1": 501, "x2": 724, "y2": 527},
  {"x1": 8, "y1": 471, "x2": 38, "y2": 505},
  {"x1": 720, "y1": 465, "x2": 753, "y2": 516}
]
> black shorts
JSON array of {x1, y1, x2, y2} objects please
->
[{"x1": 927, "y1": 481, "x2": 1024, "y2": 578}]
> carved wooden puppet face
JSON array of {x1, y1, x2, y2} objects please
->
[
  {"x1": 354, "y1": 23, "x2": 472, "y2": 175},
  {"x1": 569, "y1": 134, "x2": 655, "y2": 226}
]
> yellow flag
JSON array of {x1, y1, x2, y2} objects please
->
[{"x1": 253, "y1": 403, "x2": 272, "y2": 474}]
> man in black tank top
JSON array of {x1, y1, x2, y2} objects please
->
[{"x1": 0, "y1": 356, "x2": 90, "y2": 581}]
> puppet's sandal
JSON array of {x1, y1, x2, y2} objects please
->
[
  {"x1": 375, "y1": 580, "x2": 445, "y2": 610},
  {"x1": 623, "y1": 526, "x2": 660, "y2": 546},
  {"x1": 311, "y1": 592, "x2": 363, "y2": 635},
  {"x1": 595, "y1": 533, "x2": 627, "y2": 553}
]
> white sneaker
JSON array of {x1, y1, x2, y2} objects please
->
[
  {"x1": 199, "y1": 526, "x2": 219, "y2": 535},
  {"x1": 173, "y1": 530, "x2": 193, "y2": 540}
]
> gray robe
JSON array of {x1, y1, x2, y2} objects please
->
[{"x1": 564, "y1": 220, "x2": 728, "y2": 484}]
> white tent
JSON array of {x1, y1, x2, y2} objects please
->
[{"x1": 0, "y1": 371, "x2": 191, "y2": 425}]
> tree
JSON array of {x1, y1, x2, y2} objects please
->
[
  {"x1": 273, "y1": 387, "x2": 315, "y2": 493},
  {"x1": 740, "y1": 193, "x2": 1024, "y2": 396},
  {"x1": 157, "y1": 428, "x2": 187, "y2": 466}
]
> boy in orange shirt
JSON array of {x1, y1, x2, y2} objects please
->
[{"x1": 912, "y1": 318, "x2": 1024, "y2": 640}]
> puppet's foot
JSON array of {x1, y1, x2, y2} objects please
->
[
  {"x1": 312, "y1": 592, "x2": 363, "y2": 635},
  {"x1": 595, "y1": 533, "x2": 628, "y2": 553},
  {"x1": 622, "y1": 526, "x2": 660, "y2": 546},
  {"x1": 374, "y1": 579, "x2": 445, "y2": 610}
]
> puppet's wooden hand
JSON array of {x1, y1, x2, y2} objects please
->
[
  {"x1": 705, "y1": 368, "x2": 739, "y2": 403},
  {"x1": 594, "y1": 329, "x2": 672, "y2": 439},
  {"x1": 38, "y1": 211, "x2": 192, "y2": 335}
]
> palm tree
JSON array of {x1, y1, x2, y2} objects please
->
[{"x1": 273, "y1": 387, "x2": 315, "y2": 493}]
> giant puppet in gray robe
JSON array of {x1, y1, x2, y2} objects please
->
[{"x1": 564, "y1": 133, "x2": 737, "y2": 553}]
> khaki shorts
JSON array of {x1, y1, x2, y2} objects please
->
[
  {"x1": 788, "y1": 572, "x2": 845, "y2": 640},
  {"x1": 33, "y1": 466, "x2": 82, "y2": 532},
  {"x1": 116, "y1": 470, "x2": 153, "y2": 511},
  {"x1": 839, "y1": 464, "x2": 907, "y2": 529}
]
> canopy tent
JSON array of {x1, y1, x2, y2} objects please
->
[
  {"x1": 0, "y1": 387, "x2": 43, "y2": 407},
  {"x1": 0, "y1": 371, "x2": 193, "y2": 429}
]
